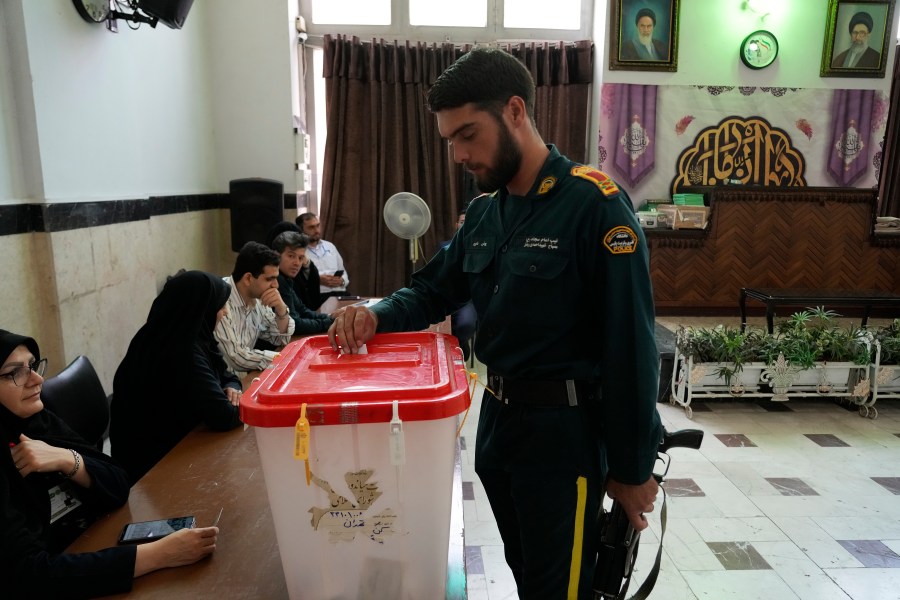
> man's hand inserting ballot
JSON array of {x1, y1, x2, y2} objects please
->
[{"x1": 328, "y1": 305, "x2": 378, "y2": 354}]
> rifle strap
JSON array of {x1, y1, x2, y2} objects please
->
[{"x1": 618, "y1": 485, "x2": 668, "y2": 600}]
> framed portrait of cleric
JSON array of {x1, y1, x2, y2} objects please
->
[
  {"x1": 821, "y1": 0, "x2": 895, "y2": 77},
  {"x1": 608, "y1": 0, "x2": 679, "y2": 72}
]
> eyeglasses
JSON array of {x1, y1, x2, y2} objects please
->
[{"x1": 0, "y1": 358, "x2": 48, "y2": 387}]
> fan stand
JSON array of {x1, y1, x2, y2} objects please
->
[
  {"x1": 410, "y1": 237, "x2": 423, "y2": 269},
  {"x1": 383, "y1": 192, "x2": 431, "y2": 270}
]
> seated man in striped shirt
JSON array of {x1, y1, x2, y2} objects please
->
[{"x1": 214, "y1": 241, "x2": 295, "y2": 375}]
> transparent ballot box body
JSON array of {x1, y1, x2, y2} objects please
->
[{"x1": 242, "y1": 332, "x2": 471, "y2": 600}]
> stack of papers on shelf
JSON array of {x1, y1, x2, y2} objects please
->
[
  {"x1": 672, "y1": 193, "x2": 705, "y2": 206},
  {"x1": 673, "y1": 206, "x2": 709, "y2": 229},
  {"x1": 875, "y1": 216, "x2": 900, "y2": 233},
  {"x1": 655, "y1": 205, "x2": 679, "y2": 229}
]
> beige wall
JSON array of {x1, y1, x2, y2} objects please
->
[
  {"x1": 0, "y1": 232, "x2": 63, "y2": 372},
  {"x1": 0, "y1": 209, "x2": 234, "y2": 392}
]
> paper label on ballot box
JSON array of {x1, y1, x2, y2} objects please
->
[{"x1": 308, "y1": 469, "x2": 399, "y2": 543}]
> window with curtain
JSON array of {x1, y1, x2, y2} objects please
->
[{"x1": 318, "y1": 36, "x2": 593, "y2": 297}]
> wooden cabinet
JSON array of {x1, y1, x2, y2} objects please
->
[{"x1": 647, "y1": 187, "x2": 900, "y2": 314}]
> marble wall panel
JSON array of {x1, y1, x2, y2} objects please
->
[
  {"x1": 150, "y1": 209, "x2": 235, "y2": 291},
  {"x1": 0, "y1": 232, "x2": 63, "y2": 372},
  {"x1": 46, "y1": 210, "x2": 232, "y2": 391}
]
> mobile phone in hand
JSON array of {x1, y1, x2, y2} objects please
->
[
  {"x1": 117, "y1": 516, "x2": 196, "y2": 545},
  {"x1": 333, "y1": 270, "x2": 344, "y2": 277}
]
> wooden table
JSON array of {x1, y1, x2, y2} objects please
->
[
  {"x1": 67, "y1": 410, "x2": 467, "y2": 599},
  {"x1": 66, "y1": 426, "x2": 288, "y2": 599},
  {"x1": 739, "y1": 287, "x2": 900, "y2": 333}
]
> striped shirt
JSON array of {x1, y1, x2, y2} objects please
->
[{"x1": 213, "y1": 276, "x2": 294, "y2": 374}]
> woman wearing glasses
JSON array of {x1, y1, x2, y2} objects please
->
[{"x1": 0, "y1": 329, "x2": 219, "y2": 598}]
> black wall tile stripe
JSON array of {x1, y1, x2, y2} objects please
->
[
  {"x1": 0, "y1": 205, "x2": 36, "y2": 236},
  {"x1": 0, "y1": 193, "x2": 297, "y2": 236}
]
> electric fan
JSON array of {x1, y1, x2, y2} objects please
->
[{"x1": 383, "y1": 192, "x2": 432, "y2": 268}]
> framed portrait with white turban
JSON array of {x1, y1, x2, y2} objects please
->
[
  {"x1": 821, "y1": 0, "x2": 895, "y2": 77},
  {"x1": 608, "y1": 0, "x2": 680, "y2": 72}
]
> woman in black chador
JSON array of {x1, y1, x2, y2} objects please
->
[
  {"x1": 0, "y1": 329, "x2": 218, "y2": 598},
  {"x1": 111, "y1": 270, "x2": 243, "y2": 484}
]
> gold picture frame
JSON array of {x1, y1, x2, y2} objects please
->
[
  {"x1": 820, "y1": 0, "x2": 895, "y2": 78},
  {"x1": 608, "y1": 0, "x2": 679, "y2": 72}
]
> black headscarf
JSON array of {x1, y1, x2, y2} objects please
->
[
  {"x1": 1, "y1": 331, "x2": 134, "y2": 597},
  {"x1": 111, "y1": 271, "x2": 239, "y2": 483},
  {"x1": 115, "y1": 270, "x2": 230, "y2": 380},
  {"x1": 0, "y1": 330, "x2": 110, "y2": 451},
  {"x1": 264, "y1": 220, "x2": 302, "y2": 248},
  {"x1": 0, "y1": 330, "x2": 39, "y2": 365},
  {"x1": 0, "y1": 330, "x2": 44, "y2": 446},
  {"x1": 1, "y1": 330, "x2": 102, "y2": 529}
]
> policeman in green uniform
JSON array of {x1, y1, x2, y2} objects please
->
[{"x1": 329, "y1": 47, "x2": 662, "y2": 600}]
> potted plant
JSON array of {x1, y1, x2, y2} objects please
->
[
  {"x1": 674, "y1": 325, "x2": 768, "y2": 393},
  {"x1": 765, "y1": 308, "x2": 870, "y2": 394},
  {"x1": 872, "y1": 319, "x2": 900, "y2": 393}
]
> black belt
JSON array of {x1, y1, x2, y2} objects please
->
[{"x1": 487, "y1": 372, "x2": 595, "y2": 407}]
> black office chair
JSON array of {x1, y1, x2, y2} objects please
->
[{"x1": 40, "y1": 355, "x2": 110, "y2": 452}]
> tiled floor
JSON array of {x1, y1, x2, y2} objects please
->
[{"x1": 459, "y1": 316, "x2": 900, "y2": 600}]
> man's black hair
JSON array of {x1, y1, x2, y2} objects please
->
[
  {"x1": 425, "y1": 47, "x2": 536, "y2": 124},
  {"x1": 272, "y1": 231, "x2": 310, "y2": 254},
  {"x1": 232, "y1": 241, "x2": 280, "y2": 280},
  {"x1": 296, "y1": 212, "x2": 317, "y2": 227},
  {"x1": 264, "y1": 221, "x2": 301, "y2": 248}
]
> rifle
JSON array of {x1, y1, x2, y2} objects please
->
[{"x1": 593, "y1": 428, "x2": 704, "y2": 600}]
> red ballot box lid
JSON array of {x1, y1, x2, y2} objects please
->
[{"x1": 241, "y1": 332, "x2": 471, "y2": 427}]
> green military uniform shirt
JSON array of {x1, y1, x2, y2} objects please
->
[{"x1": 372, "y1": 145, "x2": 661, "y2": 484}]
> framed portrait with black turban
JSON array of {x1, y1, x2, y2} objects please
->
[
  {"x1": 609, "y1": 0, "x2": 680, "y2": 72},
  {"x1": 821, "y1": 0, "x2": 895, "y2": 77}
]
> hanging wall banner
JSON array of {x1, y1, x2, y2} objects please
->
[
  {"x1": 612, "y1": 84, "x2": 658, "y2": 187},
  {"x1": 671, "y1": 116, "x2": 806, "y2": 194},
  {"x1": 828, "y1": 89, "x2": 876, "y2": 185},
  {"x1": 598, "y1": 84, "x2": 888, "y2": 206}
]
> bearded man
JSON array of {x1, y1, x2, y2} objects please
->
[
  {"x1": 327, "y1": 47, "x2": 662, "y2": 600},
  {"x1": 832, "y1": 11, "x2": 881, "y2": 69},
  {"x1": 620, "y1": 8, "x2": 669, "y2": 61}
]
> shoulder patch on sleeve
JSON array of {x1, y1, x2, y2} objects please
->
[
  {"x1": 603, "y1": 226, "x2": 637, "y2": 255},
  {"x1": 571, "y1": 166, "x2": 620, "y2": 197}
]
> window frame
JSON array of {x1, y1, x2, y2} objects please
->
[
  {"x1": 296, "y1": 0, "x2": 595, "y2": 214},
  {"x1": 299, "y1": 0, "x2": 594, "y2": 45}
]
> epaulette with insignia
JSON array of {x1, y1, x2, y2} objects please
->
[{"x1": 570, "y1": 166, "x2": 620, "y2": 198}]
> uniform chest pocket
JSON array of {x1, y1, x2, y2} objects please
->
[
  {"x1": 463, "y1": 238, "x2": 495, "y2": 273},
  {"x1": 507, "y1": 251, "x2": 569, "y2": 280},
  {"x1": 463, "y1": 252, "x2": 493, "y2": 274}
]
